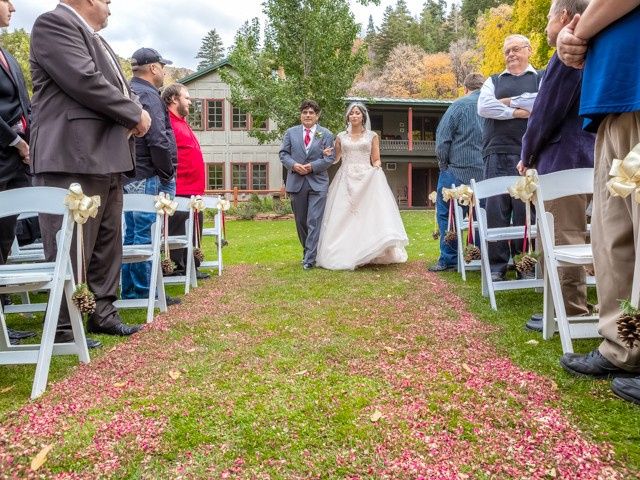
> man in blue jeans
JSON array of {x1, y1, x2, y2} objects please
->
[
  {"x1": 429, "y1": 73, "x2": 485, "y2": 272},
  {"x1": 122, "y1": 48, "x2": 177, "y2": 302}
]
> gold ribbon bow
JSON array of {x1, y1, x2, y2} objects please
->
[
  {"x1": 428, "y1": 191, "x2": 437, "y2": 203},
  {"x1": 508, "y1": 169, "x2": 538, "y2": 202},
  {"x1": 64, "y1": 183, "x2": 101, "y2": 225},
  {"x1": 441, "y1": 187, "x2": 457, "y2": 202},
  {"x1": 606, "y1": 143, "x2": 640, "y2": 203},
  {"x1": 154, "y1": 192, "x2": 178, "y2": 216},
  {"x1": 456, "y1": 184, "x2": 474, "y2": 206},
  {"x1": 217, "y1": 199, "x2": 231, "y2": 211},
  {"x1": 189, "y1": 195, "x2": 206, "y2": 212}
]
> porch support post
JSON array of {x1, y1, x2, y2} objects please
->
[
  {"x1": 407, "y1": 162, "x2": 413, "y2": 208},
  {"x1": 408, "y1": 107, "x2": 413, "y2": 152}
]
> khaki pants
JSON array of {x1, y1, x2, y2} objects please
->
[
  {"x1": 593, "y1": 111, "x2": 640, "y2": 371},
  {"x1": 544, "y1": 195, "x2": 590, "y2": 316}
]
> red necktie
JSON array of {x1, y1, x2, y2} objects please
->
[{"x1": 304, "y1": 128, "x2": 311, "y2": 147}]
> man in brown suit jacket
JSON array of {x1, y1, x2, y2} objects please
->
[{"x1": 30, "y1": 0, "x2": 151, "y2": 346}]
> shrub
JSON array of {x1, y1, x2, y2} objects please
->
[
  {"x1": 235, "y1": 202, "x2": 259, "y2": 220},
  {"x1": 273, "y1": 198, "x2": 293, "y2": 216}
]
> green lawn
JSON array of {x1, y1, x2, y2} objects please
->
[{"x1": 1, "y1": 211, "x2": 639, "y2": 478}]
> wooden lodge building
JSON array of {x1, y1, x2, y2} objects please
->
[{"x1": 180, "y1": 61, "x2": 452, "y2": 209}]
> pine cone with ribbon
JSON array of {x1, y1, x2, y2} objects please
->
[
  {"x1": 161, "y1": 257, "x2": 176, "y2": 275},
  {"x1": 72, "y1": 283, "x2": 96, "y2": 315},
  {"x1": 464, "y1": 245, "x2": 481, "y2": 263},
  {"x1": 444, "y1": 230, "x2": 457, "y2": 245},
  {"x1": 432, "y1": 230, "x2": 440, "y2": 240},
  {"x1": 193, "y1": 247, "x2": 205, "y2": 263},
  {"x1": 514, "y1": 252, "x2": 539, "y2": 275}
]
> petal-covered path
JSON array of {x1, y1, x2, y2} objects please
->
[{"x1": 0, "y1": 262, "x2": 633, "y2": 479}]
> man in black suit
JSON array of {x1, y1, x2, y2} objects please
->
[
  {"x1": 0, "y1": 0, "x2": 37, "y2": 344},
  {"x1": 30, "y1": 0, "x2": 151, "y2": 346}
]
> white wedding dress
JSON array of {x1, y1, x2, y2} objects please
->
[{"x1": 316, "y1": 130, "x2": 408, "y2": 270}]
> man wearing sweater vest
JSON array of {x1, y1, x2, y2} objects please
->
[{"x1": 478, "y1": 34, "x2": 543, "y2": 282}]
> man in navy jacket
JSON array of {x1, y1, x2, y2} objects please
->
[{"x1": 518, "y1": 0, "x2": 594, "y2": 332}]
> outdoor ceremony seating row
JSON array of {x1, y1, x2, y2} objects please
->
[
  {"x1": 201, "y1": 195, "x2": 224, "y2": 276},
  {"x1": 0, "y1": 187, "x2": 89, "y2": 399}
]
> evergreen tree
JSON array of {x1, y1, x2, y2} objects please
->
[
  {"x1": 460, "y1": 0, "x2": 515, "y2": 25},
  {"x1": 365, "y1": 14, "x2": 376, "y2": 42},
  {"x1": 195, "y1": 29, "x2": 225, "y2": 71},
  {"x1": 0, "y1": 28, "x2": 31, "y2": 93},
  {"x1": 373, "y1": 0, "x2": 419, "y2": 69}
]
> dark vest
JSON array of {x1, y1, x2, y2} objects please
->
[{"x1": 482, "y1": 70, "x2": 542, "y2": 157}]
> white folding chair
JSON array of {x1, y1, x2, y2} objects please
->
[
  {"x1": 116, "y1": 194, "x2": 167, "y2": 324},
  {"x1": 534, "y1": 168, "x2": 599, "y2": 353},
  {"x1": 0, "y1": 187, "x2": 90, "y2": 399},
  {"x1": 163, "y1": 196, "x2": 197, "y2": 294},
  {"x1": 452, "y1": 184, "x2": 481, "y2": 281},
  {"x1": 470, "y1": 176, "x2": 542, "y2": 310},
  {"x1": 200, "y1": 195, "x2": 224, "y2": 276}
]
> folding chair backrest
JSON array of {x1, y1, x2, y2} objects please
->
[
  {"x1": 0, "y1": 187, "x2": 68, "y2": 217},
  {"x1": 122, "y1": 193, "x2": 159, "y2": 214},
  {"x1": 470, "y1": 175, "x2": 521, "y2": 201},
  {"x1": 535, "y1": 168, "x2": 594, "y2": 202}
]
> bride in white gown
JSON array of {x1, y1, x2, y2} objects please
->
[{"x1": 316, "y1": 102, "x2": 408, "y2": 270}]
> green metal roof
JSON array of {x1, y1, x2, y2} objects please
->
[
  {"x1": 179, "y1": 58, "x2": 231, "y2": 84},
  {"x1": 346, "y1": 97, "x2": 454, "y2": 107}
]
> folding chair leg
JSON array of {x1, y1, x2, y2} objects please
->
[
  {"x1": 218, "y1": 239, "x2": 223, "y2": 276},
  {"x1": 549, "y1": 265, "x2": 574, "y2": 353},
  {"x1": 542, "y1": 270, "x2": 555, "y2": 341},
  {"x1": 31, "y1": 283, "x2": 64, "y2": 399}
]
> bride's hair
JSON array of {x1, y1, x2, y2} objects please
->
[{"x1": 344, "y1": 102, "x2": 371, "y2": 133}]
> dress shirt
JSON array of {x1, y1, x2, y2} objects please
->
[
  {"x1": 303, "y1": 124, "x2": 317, "y2": 151},
  {"x1": 478, "y1": 65, "x2": 539, "y2": 120}
]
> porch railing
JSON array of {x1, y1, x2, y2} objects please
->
[{"x1": 380, "y1": 139, "x2": 436, "y2": 155}]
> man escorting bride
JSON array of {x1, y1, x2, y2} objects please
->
[{"x1": 280, "y1": 101, "x2": 408, "y2": 271}]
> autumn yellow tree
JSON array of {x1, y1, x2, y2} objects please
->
[
  {"x1": 420, "y1": 53, "x2": 458, "y2": 98},
  {"x1": 511, "y1": 0, "x2": 553, "y2": 67},
  {"x1": 476, "y1": 4, "x2": 514, "y2": 76}
]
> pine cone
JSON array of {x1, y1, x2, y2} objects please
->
[
  {"x1": 464, "y1": 245, "x2": 481, "y2": 263},
  {"x1": 72, "y1": 283, "x2": 96, "y2": 315},
  {"x1": 216, "y1": 238, "x2": 229, "y2": 248},
  {"x1": 444, "y1": 230, "x2": 457, "y2": 245},
  {"x1": 432, "y1": 230, "x2": 440, "y2": 240},
  {"x1": 617, "y1": 314, "x2": 640, "y2": 349},
  {"x1": 193, "y1": 247, "x2": 205, "y2": 263},
  {"x1": 161, "y1": 257, "x2": 176, "y2": 275},
  {"x1": 515, "y1": 253, "x2": 538, "y2": 275}
]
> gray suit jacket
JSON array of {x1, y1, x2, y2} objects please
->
[
  {"x1": 279, "y1": 124, "x2": 335, "y2": 193},
  {"x1": 29, "y1": 5, "x2": 142, "y2": 176}
]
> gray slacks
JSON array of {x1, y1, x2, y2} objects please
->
[{"x1": 289, "y1": 177, "x2": 327, "y2": 265}]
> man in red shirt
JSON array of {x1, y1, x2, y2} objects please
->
[{"x1": 161, "y1": 83, "x2": 209, "y2": 279}]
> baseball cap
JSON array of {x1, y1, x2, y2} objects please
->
[{"x1": 131, "y1": 47, "x2": 173, "y2": 67}]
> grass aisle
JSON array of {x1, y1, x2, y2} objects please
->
[{"x1": 0, "y1": 212, "x2": 638, "y2": 478}]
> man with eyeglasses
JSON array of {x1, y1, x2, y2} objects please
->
[{"x1": 478, "y1": 34, "x2": 544, "y2": 283}]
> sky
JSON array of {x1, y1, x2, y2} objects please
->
[{"x1": 10, "y1": 0, "x2": 438, "y2": 71}]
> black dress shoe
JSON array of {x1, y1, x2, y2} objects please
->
[
  {"x1": 560, "y1": 349, "x2": 636, "y2": 379},
  {"x1": 303, "y1": 263, "x2": 314, "y2": 270},
  {"x1": 611, "y1": 377, "x2": 640, "y2": 405},
  {"x1": 166, "y1": 296, "x2": 182, "y2": 306},
  {"x1": 8, "y1": 328, "x2": 37, "y2": 340},
  {"x1": 54, "y1": 334, "x2": 102, "y2": 349},
  {"x1": 87, "y1": 323, "x2": 142, "y2": 336},
  {"x1": 196, "y1": 271, "x2": 210, "y2": 280},
  {"x1": 516, "y1": 270, "x2": 536, "y2": 280},
  {"x1": 9, "y1": 337, "x2": 20, "y2": 345},
  {"x1": 428, "y1": 263, "x2": 456, "y2": 272},
  {"x1": 525, "y1": 313, "x2": 543, "y2": 332}
]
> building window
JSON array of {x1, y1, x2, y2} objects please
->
[
  {"x1": 231, "y1": 163, "x2": 248, "y2": 189},
  {"x1": 232, "y1": 106, "x2": 249, "y2": 130},
  {"x1": 188, "y1": 99, "x2": 203, "y2": 130},
  {"x1": 252, "y1": 116, "x2": 268, "y2": 131},
  {"x1": 207, "y1": 163, "x2": 225, "y2": 190},
  {"x1": 206, "y1": 99, "x2": 224, "y2": 130},
  {"x1": 251, "y1": 163, "x2": 268, "y2": 190}
]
